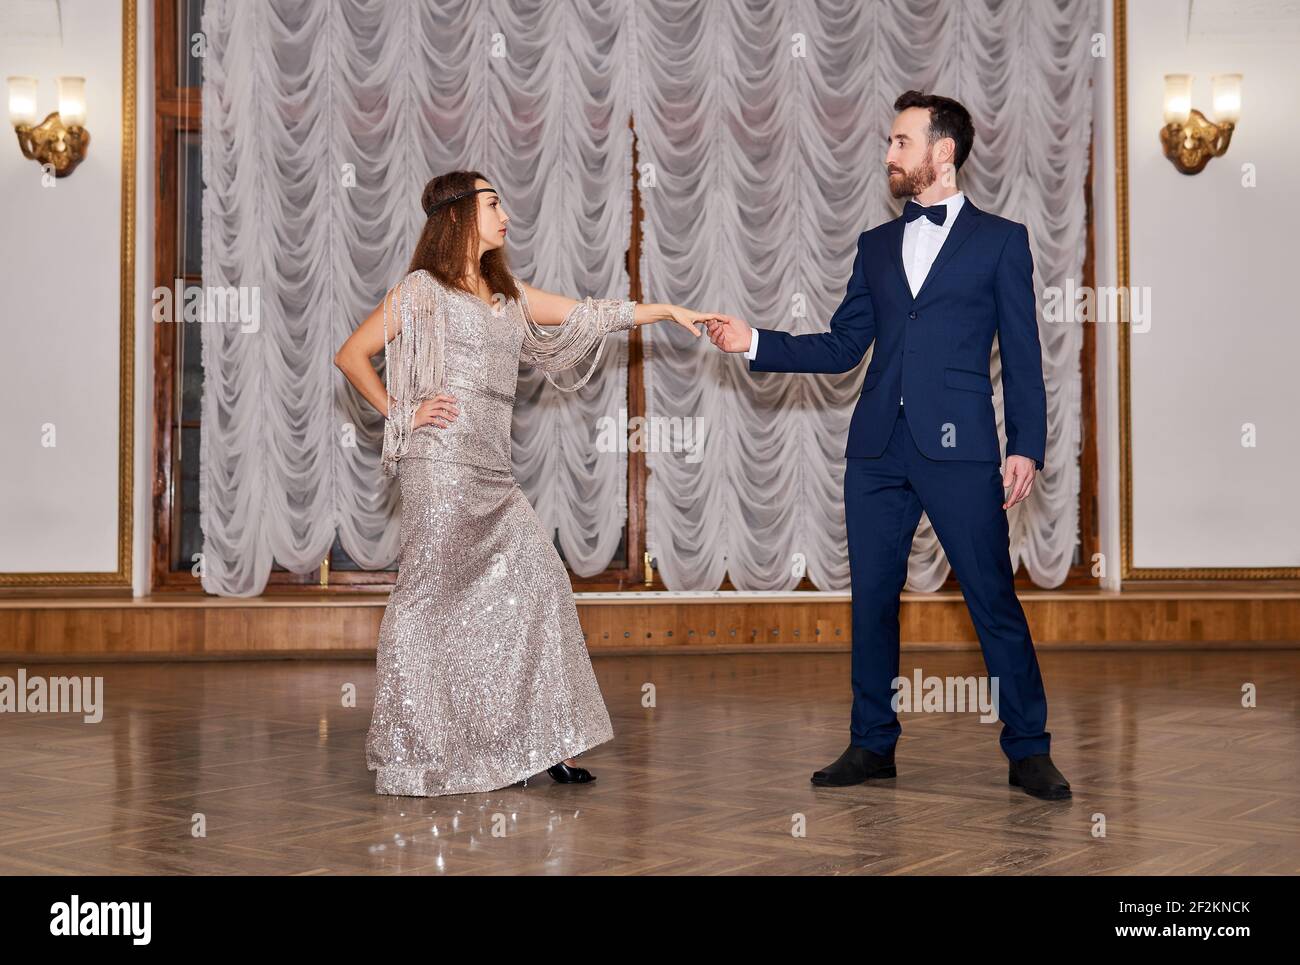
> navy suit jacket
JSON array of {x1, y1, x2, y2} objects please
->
[{"x1": 749, "y1": 199, "x2": 1047, "y2": 471}]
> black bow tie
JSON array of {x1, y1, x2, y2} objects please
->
[{"x1": 903, "y1": 200, "x2": 948, "y2": 226}]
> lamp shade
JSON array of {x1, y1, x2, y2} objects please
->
[
  {"x1": 57, "y1": 76, "x2": 86, "y2": 128},
  {"x1": 1163, "y1": 74, "x2": 1192, "y2": 125},
  {"x1": 1211, "y1": 73, "x2": 1242, "y2": 124},
  {"x1": 7, "y1": 76, "x2": 39, "y2": 127}
]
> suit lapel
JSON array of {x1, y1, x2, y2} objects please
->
[
  {"x1": 886, "y1": 217, "x2": 910, "y2": 296},
  {"x1": 912, "y1": 198, "x2": 984, "y2": 303}
]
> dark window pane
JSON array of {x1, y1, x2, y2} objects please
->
[
  {"x1": 329, "y1": 533, "x2": 361, "y2": 572},
  {"x1": 181, "y1": 313, "x2": 202, "y2": 423},
  {"x1": 176, "y1": 424, "x2": 202, "y2": 571},
  {"x1": 176, "y1": 131, "x2": 202, "y2": 277},
  {"x1": 329, "y1": 532, "x2": 398, "y2": 573},
  {"x1": 177, "y1": 0, "x2": 204, "y2": 88},
  {"x1": 554, "y1": 527, "x2": 627, "y2": 573}
]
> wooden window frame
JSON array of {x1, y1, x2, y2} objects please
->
[{"x1": 150, "y1": 1, "x2": 1098, "y2": 594}]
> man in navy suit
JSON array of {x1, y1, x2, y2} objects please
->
[{"x1": 707, "y1": 91, "x2": 1070, "y2": 800}]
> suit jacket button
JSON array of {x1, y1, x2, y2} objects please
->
[{"x1": 908, "y1": 310, "x2": 918, "y2": 319}]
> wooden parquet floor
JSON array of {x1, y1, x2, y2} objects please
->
[{"x1": 0, "y1": 650, "x2": 1295, "y2": 875}]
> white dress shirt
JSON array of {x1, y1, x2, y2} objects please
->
[{"x1": 744, "y1": 192, "x2": 967, "y2": 408}]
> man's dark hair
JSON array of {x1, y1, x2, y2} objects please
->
[{"x1": 893, "y1": 90, "x2": 975, "y2": 171}]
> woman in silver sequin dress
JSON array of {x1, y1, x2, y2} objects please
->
[{"x1": 335, "y1": 172, "x2": 716, "y2": 796}]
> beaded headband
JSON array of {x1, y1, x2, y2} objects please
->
[{"x1": 425, "y1": 186, "x2": 497, "y2": 215}]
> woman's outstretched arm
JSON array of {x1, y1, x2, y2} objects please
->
[{"x1": 519, "y1": 281, "x2": 711, "y2": 336}]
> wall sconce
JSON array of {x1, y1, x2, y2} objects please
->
[
  {"x1": 1160, "y1": 73, "x2": 1241, "y2": 175},
  {"x1": 7, "y1": 75, "x2": 91, "y2": 177}
]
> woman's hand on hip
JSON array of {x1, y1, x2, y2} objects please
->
[{"x1": 413, "y1": 393, "x2": 459, "y2": 429}]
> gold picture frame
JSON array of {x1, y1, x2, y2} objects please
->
[
  {"x1": 0, "y1": 0, "x2": 135, "y2": 589},
  {"x1": 1114, "y1": 0, "x2": 1297, "y2": 580}
]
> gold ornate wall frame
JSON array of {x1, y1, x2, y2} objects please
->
[
  {"x1": 0, "y1": 0, "x2": 135, "y2": 590},
  {"x1": 1114, "y1": 0, "x2": 1297, "y2": 581}
]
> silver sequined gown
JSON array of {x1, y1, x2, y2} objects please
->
[{"x1": 365, "y1": 270, "x2": 631, "y2": 797}]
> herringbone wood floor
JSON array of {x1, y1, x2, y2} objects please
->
[{"x1": 0, "y1": 650, "x2": 1295, "y2": 875}]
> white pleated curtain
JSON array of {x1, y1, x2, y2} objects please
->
[
  {"x1": 638, "y1": 0, "x2": 1095, "y2": 591},
  {"x1": 200, "y1": 0, "x2": 634, "y2": 596},
  {"x1": 199, "y1": 0, "x2": 1096, "y2": 598}
]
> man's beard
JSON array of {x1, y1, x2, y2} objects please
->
[{"x1": 887, "y1": 157, "x2": 936, "y2": 199}]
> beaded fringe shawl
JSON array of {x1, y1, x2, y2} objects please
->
[
  {"x1": 518, "y1": 286, "x2": 636, "y2": 391},
  {"x1": 379, "y1": 269, "x2": 635, "y2": 477},
  {"x1": 380, "y1": 270, "x2": 444, "y2": 478}
]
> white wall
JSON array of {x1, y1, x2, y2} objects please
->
[
  {"x1": 1126, "y1": 0, "x2": 1300, "y2": 569},
  {"x1": 0, "y1": 0, "x2": 132, "y2": 578}
]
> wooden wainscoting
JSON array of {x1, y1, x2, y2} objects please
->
[{"x1": 0, "y1": 586, "x2": 1297, "y2": 661}]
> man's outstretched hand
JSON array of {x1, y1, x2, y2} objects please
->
[
  {"x1": 1002, "y1": 455, "x2": 1037, "y2": 510},
  {"x1": 705, "y1": 314, "x2": 753, "y2": 353}
]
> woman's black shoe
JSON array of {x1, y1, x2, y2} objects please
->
[{"x1": 547, "y1": 761, "x2": 596, "y2": 784}]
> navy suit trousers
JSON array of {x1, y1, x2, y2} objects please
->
[{"x1": 845, "y1": 404, "x2": 1051, "y2": 761}]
